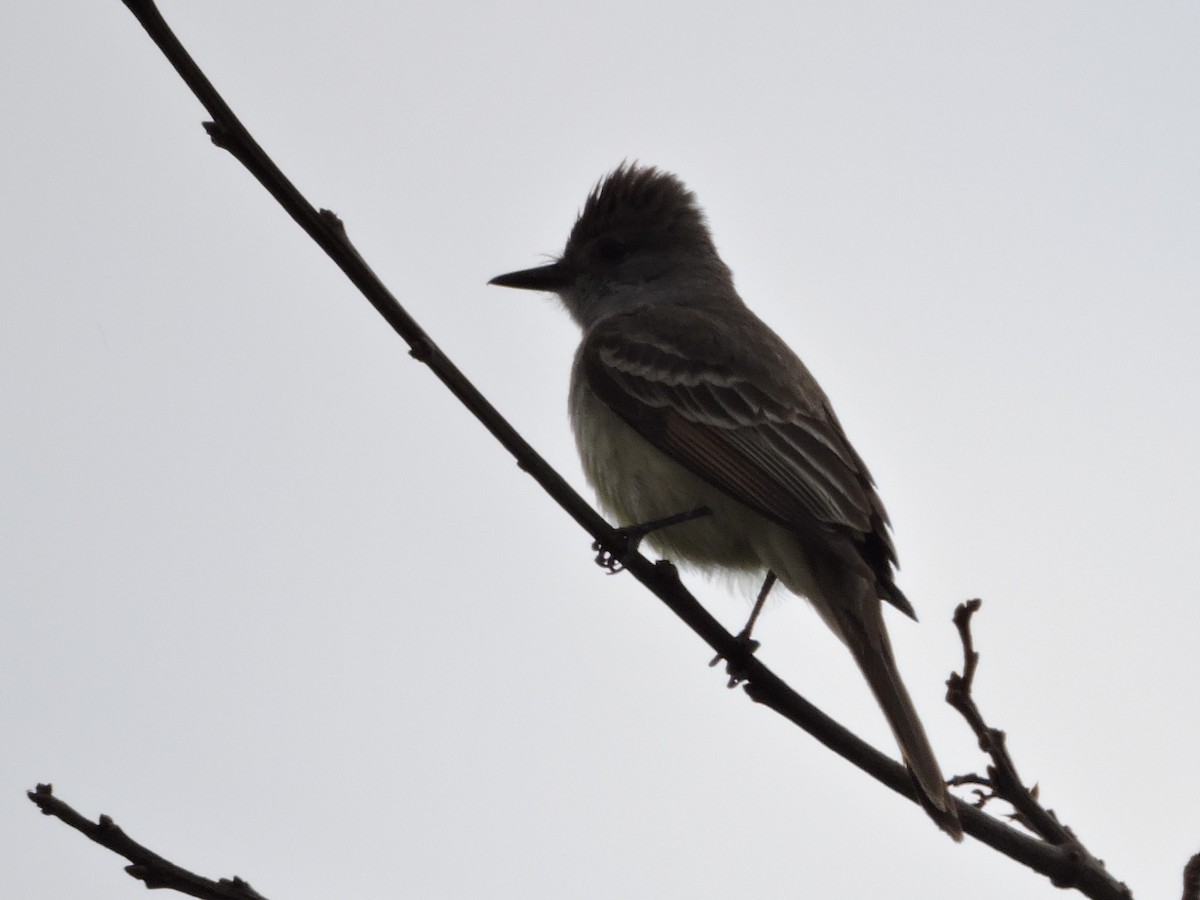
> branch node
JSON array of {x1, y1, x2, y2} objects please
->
[
  {"x1": 652, "y1": 558, "x2": 679, "y2": 581},
  {"x1": 1049, "y1": 847, "x2": 1086, "y2": 889},
  {"x1": 408, "y1": 337, "x2": 434, "y2": 362},
  {"x1": 318, "y1": 208, "x2": 345, "y2": 234},
  {"x1": 202, "y1": 119, "x2": 230, "y2": 149}
]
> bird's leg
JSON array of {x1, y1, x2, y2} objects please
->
[
  {"x1": 592, "y1": 506, "x2": 712, "y2": 573},
  {"x1": 710, "y1": 570, "x2": 777, "y2": 687}
]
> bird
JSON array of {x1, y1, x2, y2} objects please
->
[{"x1": 489, "y1": 163, "x2": 961, "y2": 840}]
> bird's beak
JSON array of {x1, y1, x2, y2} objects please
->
[{"x1": 488, "y1": 260, "x2": 573, "y2": 293}]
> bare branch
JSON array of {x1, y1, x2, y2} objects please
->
[
  {"x1": 1183, "y1": 852, "x2": 1200, "y2": 900},
  {"x1": 27, "y1": 784, "x2": 268, "y2": 900},
  {"x1": 945, "y1": 602, "x2": 1131, "y2": 897}
]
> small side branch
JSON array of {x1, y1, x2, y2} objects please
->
[
  {"x1": 27, "y1": 784, "x2": 268, "y2": 900},
  {"x1": 945, "y1": 602, "x2": 1131, "y2": 897}
]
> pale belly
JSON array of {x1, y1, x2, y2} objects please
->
[{"x1": 570, "y1": 378, "x2": 827, "y2": 601}]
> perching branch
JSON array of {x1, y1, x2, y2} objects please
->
[{"x1": 32, "y1": 2, "x2": 1185, "y2": 897}]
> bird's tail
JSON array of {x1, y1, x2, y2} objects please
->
[{"x1": 839, "y1": 605, "x2": 963, "y2": 841}]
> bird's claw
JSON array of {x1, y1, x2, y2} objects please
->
[
  {"x1": 709, "y1": 631, "x2": 761, "y2": 688},
  {"x1": 592, "y1": 539, "x2": 625, "y2": 573},
  {"x1": 591, "y1": 508, "x2": 711, "y2": 575},
  {"x1": 592, "y1": 528, "x2": 644, "y2": 574}
]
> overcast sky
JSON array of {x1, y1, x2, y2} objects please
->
[{"x1": 4, "y1": 3, "x2": 1199, "y2": 899}]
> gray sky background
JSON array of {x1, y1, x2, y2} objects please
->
[{"x1": 3, "y1": 3, "x2": 1198, "y2": 898}]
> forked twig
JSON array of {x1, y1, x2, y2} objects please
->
[{"x1": 945, "y1": 601, "x2": 1129, "y2": 895}]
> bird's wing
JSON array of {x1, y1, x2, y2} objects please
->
[{"x1": 580, "y1": 305, "x2": 911, "y2": 613}]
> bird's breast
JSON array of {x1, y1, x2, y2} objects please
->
[{"x1": 569, "y1": 374, "x2": 768, "y2": 574}]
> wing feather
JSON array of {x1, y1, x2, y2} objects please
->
[{"x1": 581, "y1": 305, "x2": 912, "y2": 616}]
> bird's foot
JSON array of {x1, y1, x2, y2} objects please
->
[
  {"x1": 707, "y1": 570, "x2": 775, "y2": 686},
  {"x1": 591, "y1": 506, "x2": 711, "y2": 574},
  {"x1": 709, "y1": 629, "x2": 761, "y2": 688},
  {"x1": 592, "y1": 538, "x2": 629, "y2": 573}
]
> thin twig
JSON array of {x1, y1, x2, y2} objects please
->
[
  {"x1": 27, "y1": 784, "x2": 268, "y2": 900},
  {"x1": 945, "y1": 602, "x2": 1131, "y2": 897}
]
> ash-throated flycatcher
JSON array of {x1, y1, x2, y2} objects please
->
[{"x1": 490, "y1": 164, "x2": 961, "y2": 840}]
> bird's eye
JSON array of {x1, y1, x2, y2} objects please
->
[{"x1": 595, "y1": 237, "x2": 629, "y2": 264}]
